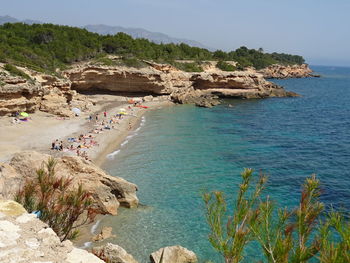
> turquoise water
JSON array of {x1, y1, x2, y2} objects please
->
[{"x1": 101, "y1": 66, "x2": 350, "y2": 262}]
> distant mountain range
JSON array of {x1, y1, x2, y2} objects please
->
[{"x1": 0, "y1": 15, "x2": 210, "y2": 49}]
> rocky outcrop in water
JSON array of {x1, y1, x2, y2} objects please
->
[
  {"x1": 0, "y1": 151, "x2": 139, "y2": 215},
  {"x1": 258, "y1": 64, "x2": 319, "y2": 79},
  {"x1": 150, "y1": 246, "x2": 198, "y2": 263},
  {"x1": 93, "y1": 243, "x2": 139, "y2": 263},
  {"x1": 0, "y1": 199, "x2": 104, "y2": 263}
]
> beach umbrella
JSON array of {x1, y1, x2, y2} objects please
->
[
  {"x1": 20, "y1": 112, "x2": 29, "y2": 117},
  {"x1": 119, "y1": 108, "x2": 126, "y2": 112},
  {"x1": 72, "y1": 107, "x2": 81, "y2": 115},
  {"x1": 118, "y1": 112, "x2": 127, "y2": 115}
]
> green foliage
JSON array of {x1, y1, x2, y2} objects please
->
[
  {"x1": 173, "y1": 62, "x2": 203, "y2": 72},
  {"x1": 15, "y1": 158, "x2": 97, "y2": 241},
  {"x1": 216, "y1": 61, "x2": 236, "y2": 71},
  {"x1": 0, "y1": 23, "x2": 305, "y2": 73},
  {"x1": 204, "y1": 170, "x2": 350, "y2": 263},
  {"x1": 4, "y1": 63, "x2": 31, "y2": 79},
  {"x1": 120, "y1": 56, "x2": 147, "y2": 68},
  {"x1": 203, "y1": 168, "x2": 267, "y2": 263}
]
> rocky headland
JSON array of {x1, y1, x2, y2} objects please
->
[
  {"x1": 258, "y1": 63, "x2": 320, "y2": 79},
  {"x1": 0, "y1": 61, "x2": 305, "y2": 117}
]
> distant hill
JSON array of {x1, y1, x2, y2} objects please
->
[
  {"x1": 0, "y1": 15, "x2": 41, "y2": 25},
  {"x1": 0, "y1": 15, "x2": 209, "y2": 49},
  {"x1": 83, "y1": 24, "x2": 210, "y2": 49}
]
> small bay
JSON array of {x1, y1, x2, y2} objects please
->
[{"x1": 101, "y1": 66, "x2": 350, "y2": 262}]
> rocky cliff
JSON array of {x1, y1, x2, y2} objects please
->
[
  {"x1": 65, "y1": 62, "x2": 298, "y2": 106},
  {"x1": 0, "y1": 151, "x2": 139, "y2": 215},
  {"x1": 0, "y1": 61, "x2": 301, "y2": 116},
  {"x1": 258, "y1": 64, "x2": 319, "y2": 79},
  {"x1": 0, "y1": 64, "x2": 94, "y2": 117}
]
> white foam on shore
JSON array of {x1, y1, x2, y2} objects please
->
[
  {"x1": 79, "y1": 241, "x2": 92, "y2": 249},
  {"x1": 121, "y1": 140, "x2": 129, "y2": 147},
  {"x1": 105, "y1": 117, "x2": 145, "y2": 159},
  {"x1": 106, "y1": 150, "x2": 120, "y2": 159},
  {"x1": 90, "y1": 219, "x2": 101, "y2": 234}
]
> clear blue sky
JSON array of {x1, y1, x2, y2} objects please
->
[{"x1": 3, "y1": 0, "x2": 350, "y2": 66}]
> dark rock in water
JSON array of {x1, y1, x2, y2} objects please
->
[
  {"x1": 170, "y1": 87, "x2": 220, "y2": 108},
  {"x1": 194, "y1": 94, "x2": 220, "y2": 108}
]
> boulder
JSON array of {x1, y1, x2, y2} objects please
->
[
  {"x1": 93, "y1": 243, "x2": 138, "y2": 263},
  {"x1": 0, "y1": 200, "x2": 104, "y2": 263},
  {"x1": 2, "y1": 151, "x2": 139, "y2": 215},
  {"x1": 92, "y1": 226, "x2": 115, "y2": 242},
  {"x1": 150, "y1": 246, "x2": 197, "y2": 263}
]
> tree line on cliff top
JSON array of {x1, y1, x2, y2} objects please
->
[{"x1": 0, "y1": 23, "x2": 305, "y2": 73}]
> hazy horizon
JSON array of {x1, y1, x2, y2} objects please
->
[{"x1": 2, "y1": 0, "x2": 350, "y2": 66}]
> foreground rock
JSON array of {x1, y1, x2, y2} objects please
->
[
  {"x1": 258, "y1": 64, "x2": 318, "y2": 79},
  {"x1": 150, "y1": 246, "x2": 197, "y2": 263},
  {"x1": 93, "y1": 243, "x2": 138, "y2": 263},
  {"x1": 0, "y1": 151, "x2": 139, "y2": 215},
  {"x1": 0, "y1": 199, "x2": 104, "y2": 263}
]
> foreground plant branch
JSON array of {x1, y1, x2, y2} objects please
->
[
  {"x1": 204, "y1": 169, "x2": 350, "y2": 263},
  {"x1": 15, "y1": 157, "x2": 97, "y2": 241}
]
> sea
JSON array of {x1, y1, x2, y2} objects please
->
[{"x1": 99, "y1": 66, "x2": 350, "y2": 262}]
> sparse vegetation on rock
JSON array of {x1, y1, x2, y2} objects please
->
[{"x1": 15, "y1": 157, "x2": 97, "y2": 241}]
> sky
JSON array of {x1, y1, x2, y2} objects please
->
[{"x1": 2, "y1": 0, "x2": 350, "y2": 66}]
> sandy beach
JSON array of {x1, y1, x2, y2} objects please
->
[{"x1": 0, "y1": 94, "x2": 173, "y2": 165}]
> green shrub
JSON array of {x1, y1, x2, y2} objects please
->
[
  {"x1": 173, "y1": 62, "x2": 203, "y2": 72},
  {"x1": 4, "y1": 64, "x2": 31, "y2": 79},
  {"x1": 121, "y1": 57, "x2": 147, "y2": 68},
  {"x1": 204, "y1": 169, "x2": 350, "y2": 263},
  {"x1": 216, "y1": 61, "x2": 236, "y2": 71},
  {"x1": 15, "y1": 158, "x2": 97, "y2": 241}
]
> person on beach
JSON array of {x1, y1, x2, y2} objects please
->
[
  {"x1": 96, "y1": 114, "x2": 99, "y2": 121},
  {"x1": 128, "y1": 122, "x2": 132, "y2": 130},
  {"x1": 89, "y1": 115, "x2": 92, "y2": 122},
  {"x1": 51, "y1": 140, "x2": 56, "y2": 150},
  {"x1": 104, "y1": 111, "x2": 107, "y2": 118},
  {"x1": 54, "y1": 139, "x2": 59, "y2": 150}
]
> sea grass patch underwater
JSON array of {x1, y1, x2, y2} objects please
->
[{"x1": 100, "y1": 66, "x2": 350, "y2": 262}]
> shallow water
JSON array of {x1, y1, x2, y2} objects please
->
[{"x1": 101, "y1": 66, "x2": 350, "y2": 262}]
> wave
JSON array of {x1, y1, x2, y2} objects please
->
[
  {"x1": 91, "y1": 219, "x2": 101, "y2": 234},
  {"x1": 121, "y1": 140, "x2": 129, "y2": 147},
  {"x1": 106, "y1": 150, "x2": 120, "y2": 159}
]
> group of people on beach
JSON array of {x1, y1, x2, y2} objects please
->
[{"x1": 49, "y1": 107, "x2": 134, "y2": 161}]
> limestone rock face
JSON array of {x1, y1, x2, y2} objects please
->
[
  {"x1": 65, "y1": 63, "x2": 294, "y2": 104},
  {"x1": 150, "y1": 246, "x2": 197, "y2": 263},
  {"x1": 93, "y1": 243, "x2": 138, "y2": 263},
  {"x1": 258, "y1": 64, "x2": 316, "y2": 79},
  {"x1": 1, "y1": 151, "x2": 139, "y2": 215},
  {"x1": 0, "y1": 64, "x2": 94, "y2": 116},
  {"x1": 0, "y1": 199, "x2": 104, "y2": 263}
]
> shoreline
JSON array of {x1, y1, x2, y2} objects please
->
[{"x1": 0, "y1": 95, "x2": 174, "y2": 249}]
